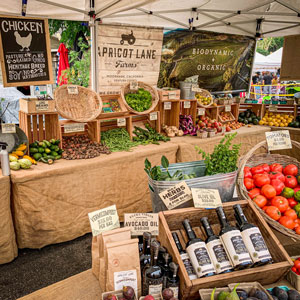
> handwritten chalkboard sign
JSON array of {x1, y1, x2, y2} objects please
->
[{"x1": 0, "y1": 16, "x2": 53, "y2": 87}]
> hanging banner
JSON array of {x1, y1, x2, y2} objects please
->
[
  {"x1": 158, "y1": 29, "x2": 255, "y2": 92},
  {"x1": 0, "y1": 16, "x2": 53, "y2": 87},
  {"x1": 97, "y1": 24, "x2": 163, "y2": 95}
]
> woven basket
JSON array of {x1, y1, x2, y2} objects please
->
[
  {"x1": 54, "y1": 85, "x2": 102, "y2": 122},
  {"x1": 195, "y1": 89, "x2": 213, "y2": 108},
  {"x1": 120, "y1": 81, "x2": 159, "y2": 115},
  {"x1": 237, "y1": 140, "x2": 300, "y2": 240}
]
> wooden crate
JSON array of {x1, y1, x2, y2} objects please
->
[
  {"x1": 218, "y1": 109, "x2": 235, "y2": 123},
  {"x1": 19, "y1": 111, "x2": 61, "y2": 145},
  {"x1": 98, "y1": 94, "x2": 129, "y2": 119},
  {"x1": 19, "y1": 98, "x2": 56, "y2": 114},
  {"x1": 158, "y1": 88, "x2": 181, "y2": 101},
  {"x1": 180, "y1": 99, "x2": 197, "y2": 125},
  {"x1": 158, "y1": 200, "x2": 293, "y2": 300},
  {"x1": 239, "y1": 103, "x2": 264, "y2": 119},
  {"x1": 159, "y1": 99, "x2": 180, "y2": 129},
  {"x1": 263, "y1": 104, "x2": 299, "y2": 119}
]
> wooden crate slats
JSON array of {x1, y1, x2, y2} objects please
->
[{"x1": 32, "y1": 115, "x2": 38, "y2": 142}]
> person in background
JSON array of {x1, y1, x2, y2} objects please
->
[
  {"x1": 263, "y1": 71, "x2": 272, "y2": 95},
  {"x1": 252, "y1": 72, "x2": 260, "y2": 84},
  {"x1": 272, "y1": 75, "x2": 278, "y2": 85}
]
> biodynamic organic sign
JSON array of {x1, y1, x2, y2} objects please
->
[
  {"x1": 158, "y1": 29, "x2": 255, "y2": 92},
  {"x1": 97, "y1": 24, "x2": 163, "y2": 94},
  {"x1": 0, "y1": 16, "x2": 53, "y2": 87}
]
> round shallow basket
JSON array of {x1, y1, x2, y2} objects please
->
[
  {"x1": 120, "y1": 81, "x2": 159, "y2": 115},
  {"x1": 237, "y1": 140, "x2": 300, "y2": 240},
  {"x1": 195, "y1": 89, "x2": 213, "y2": 108},
  {"x1": 54, "y1": 85, "x2": 102, "y2": 122}
]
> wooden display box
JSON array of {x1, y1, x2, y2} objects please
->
[
  {"x1": 158, "y1": 200, "x2": 292, "y2": 300},
  {"x1": 239, "y1": 103, "x2": 264, "y2": 119},
  {"x1": 158, "y1": 88, "x2": 181, "y2": 101},
  {"x1": 19, "y1": 111, "x2": 61, "y2": 145},
  {"x1": 98, "y1": 94, "x2": 129, "y2": 119},
  {"x1": 218, "y1": 109, "x2": 235, "y2": 123},
  {"x1": 19, "y1": 98, "x2": 56, "y2": 114},
  {"x1": 180, "y1": 99, "x2": 197, "y2": 125},
  {"x1": 263, "y1": 104, "x2": 299, "y2": 119},
  {"x1": 159, "y1": 99, "x2": 180, "y2": 129}
]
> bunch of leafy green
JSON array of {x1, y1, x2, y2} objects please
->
[
  {"x1": 125, "y1": 88, "x2": 152, "y2": 112},
  {"x1": 196, "y1": 132, "x2": 241, "y2": 176},
  {"x1": 133, "y1": 123, "x2": 170, "y2": 145},
  {"x1": 144, "y1": 156, "x2": 196, "y2": 181}
]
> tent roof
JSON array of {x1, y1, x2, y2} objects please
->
[{"x1": 267, "y1": 47, "x2": 283, "y2": 62}]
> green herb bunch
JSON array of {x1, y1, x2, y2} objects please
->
[
  {"x1": 125, "y1": 88, "x2": 152, "y2": 112},
  {"x1": 196, "y1": 132, "x2": 241, "y2": 175},
  {"x1": 133, "y1": 123, "x2": 170, "y2": 145}
]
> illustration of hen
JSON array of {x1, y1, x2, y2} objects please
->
[{"x1": 14, "y1": 31, "x2": 32, "y2": 51}]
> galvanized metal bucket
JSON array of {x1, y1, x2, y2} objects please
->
[
  {"x1": 179, "y1": 81, "x2": 195, "y2": 100},
  {"x1": 148, "y1": 160, "x2": 237, "y2": 213}
]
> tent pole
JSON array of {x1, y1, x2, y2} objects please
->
[
  {"x1": 90, "y1": 19, "x2": 97, "y2": 92},
  {"x1": 248, "y1": 38, "x2": 258, "y2": 96}
]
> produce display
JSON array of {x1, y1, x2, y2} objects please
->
[
  {"x1": 125, "y1": 88, "x2": 152, "y2": 112},
  {"x1": 9, "y1": 143, "x2": 37, "y2": 166},
  {"x1": 103, "y1": 286, "x2": 136, "y2": 300},
  {"x1": 197, "y1": 115, "x2": 223, "y2": 132},
  {"x1": 226, "y1": 120, "x2": 243, "y2": 131},
  {"x1": 195, "y1": 93, "x2": 213, "y2": 106},
  {"x1": 133, "y1": 124, "x2": 170, "y2": 144},
  {"x1": 288, "y1": 115, "x2": 300, "y2": 128},
  {"x1": 219, "y1": 111, "x2": 234, "y2": 122},
  {"x1": 179, "y1": 115, "x2": 197, "y2": 136},
  {"x1": 259, "y1": 111, "x2": 293, "y2": 127},
  {"x1": 243, "y1": 163, "x2": 300, "y2": 234},
  {"x1": 29, "y1": 139, "x2": 63, "y2": 164},
  {"x1": 162, "y1": 125, "x2": 184, "y2": 138},
  {"x1": 268, "y1": 287, "x2": 300, "y2": 300},
  {"x1": 9, "y1": 157, "x2": 32, "y2": 171},
  {"x1": 238, "y1": 109, "x2": 261, "y2": 125},
  {"x1": 291, "y1": 257, "x2": 300, "y2": 276},
  {"x1": 62, "y1": 135, "x2": 111, "y2": 159}
]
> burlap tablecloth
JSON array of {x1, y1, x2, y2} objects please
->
[
  {"x1": 0, "y1": 170, "x2": 17, "y2": 263},
  {"x1": 11, "y1": 143, "x2": 178, "y2": 249}
]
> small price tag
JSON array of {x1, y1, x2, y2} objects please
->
[
  {"x1": 265, "y1": 130, "x2": 292, "y2": 151},
  {"x1": 184, "y1": 101, "x2": 191, "y2": 109},
  {"x1": 164, "y1": 102, "x2": 171, "y2": 110},
  {"x1": 1, "y1": 123, "x2": 16, "y2": 133},
  {"x1": 64, "y1": 123, "x2": 85, "y2": 133},
  {"x1": 88, "y1": 204, "x2": 120, "y2": 236},
  {"x1": 35, "y1": 100, "x2": 49, "y2": 112},
  {"x1": 269, "y1": 105, "x2": 278, "y2": 112},
  {"x1": 130, "y1": 80, "x2": 138, "y2": 90},
  {"x1": 198, "y1": 108, "x2": 205, "y2": 116},
  {"x1": 225, "y1": 105, "x2": 231, "y2": 112},
  {"x1": 192, "y1": 188, "x2": 222, "y2": 208},
  {"x1": 168, "y1": 91, "x2": 176, "y2": 99},
  {"x1": 150, "y1": 112, "x2": 158, "y2": 121},
  {"x1": 67, "y1": 85, "x2": 78, "y2": 94},
  {"x1": 117, "y1": 118, "x2": 126, "y2": 126},
  {"x1": 192, "y1": 85, "x2": 202, "y2": 92},
  {"x1": 124, "y1": 213, "x2": 159, "y2": 236},
  {"x1": 159, "y1": 181, "x2": 192, "y2": 210}
]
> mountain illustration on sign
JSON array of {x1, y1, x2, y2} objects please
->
[
  {"x1": 14, "y1": 31, "x2": 32, "y2": 51},
  {"x1": 120, "y1": 30, "x2": 136, "y2": 45}
]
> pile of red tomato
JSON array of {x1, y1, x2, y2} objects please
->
[
  {"x1": 244, "y1": 163, "x2": 300, "y2": 234},
  {"x1": 292, "y1": 258, "x2": 300, "y2": 276}
]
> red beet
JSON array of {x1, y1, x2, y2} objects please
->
[
  {"x1": 162, "y1": 288, "x2": 174, "y2": 300},
  {"x1": 104, "y1": 294, "x2": 117, "y2": 300},
  {"x1": 123, "y1": 286, "x2": 135, "y2": 300},
  {"x1": 144, "y1": 296, "x2": 155, "y2": 300}
]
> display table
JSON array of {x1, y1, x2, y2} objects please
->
[
  {"x1": 0, "y1": 170, "x2": 18, "y2": 264},
  {"x1": 11, "y1": 143, "x2": 179, "y2": 249}
]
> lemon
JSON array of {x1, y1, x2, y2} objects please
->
[
  {"x1": 284, "y1": 115, "x2": 289, "y2": 119},
  {"x1": 280, "y1": 123, "x2": 285, "y2": 127},
  {"x1": 259, "y1": 120, "x2": 264, "y2": 125},
  {"x1": 269, "y1": 122, "x2": 274, "y2": 126}
]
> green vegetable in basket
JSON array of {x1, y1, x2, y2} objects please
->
[
  {"x1": 125, "y1": 88, "x2": 152, "y2": 112},
  {"x1": 133, "y1": 123, "x2": 170, "y2": 145},
  {"x1": 225, "y1": 284, "x2": 240, "y2": 300}
]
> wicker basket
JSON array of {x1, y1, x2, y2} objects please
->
[
  {"x1": 54, "y1": 85, "x2": 102, "y2": 122},
  {"x1": 195, "y1": 89, "x2": 213, "y2": 108},
  {"x1": 237, "y1": 140, "x2": 300, "y2": 240},
  {"x1": 120, "y1": 81, "x2": 159, "y2": 115}
]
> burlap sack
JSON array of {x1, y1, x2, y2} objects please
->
[{"x1": 91, "y1": 235, "x2": 102, "y2": 279}]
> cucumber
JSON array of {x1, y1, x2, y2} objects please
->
[
  {"x1": 50, "y1": 145, "x2": 56, "y2": 151},
  {"x1": 51, "y1": 151, "x2": 58, "y2": 157},
  {"x1": 45, "y1": 155, "x2": 55, "y2": 160},
  {"x1": 54, "y1": 155, "x2": 62, "y2": 160},
  {"x1": 33, "y1": 153, "x2": 42, "y2": 161},
  {"x1": 38, "y1": 147, "x2": 45, "y2": 153},
  {"x1": 45, "y1": 148, "x2": 51, "y2": 154},
  {"x1": 29, "y1": 147, "x2": 38, "y2": 153},
  {"x1": 55, "y1": 139, "x2": 61, "y2": 145},
  {"x1": 30, "y1": 142, "x2": 38, "y2": 148},
  {"x1": 43, "y1": 153, "x2": 48, "y2": 157},
  {"x1": 40, "y1": 157, "x2": 49, "y2": 163},
  {"x1": 50, "y1": 139, "x2": 56, "y2": 145},
  {"x1": 39, "y1": 142, "x2": 46, "y2": 148},
  {"x1": 53, "y1": 146, "x2": 60, "y2": 152},
  {"x1": 58, "y1": 149, "x2": 63, "y2": 154},
  {"x1": 43, "y1": 140, "x2": 51, "y2": 147}
]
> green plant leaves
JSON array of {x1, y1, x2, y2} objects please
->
[{"x1": 161, "y1": 155, "x2": 169, "y2": 169}]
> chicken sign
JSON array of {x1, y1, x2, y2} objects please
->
[{"x1": 0, "y1": 16, "x2": 53, "y2": 87}]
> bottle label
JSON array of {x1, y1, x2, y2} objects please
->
[
  {"x1": 186, "y1": 242, "x2": 215, "y2": 277},
  {"x1": 241, "y1": 227, "x2": 272, "y2": 263},
  {"x1": 180, "y1": 253, "x2": 197, "y2": 279},
  {"x1": 169, "y1": 286, "x2": 179, "y2": 298},
  {"x1": 206, "y1": 239, "x2": 233, "y2": 274},
  {"x1": 149, "y1": 283, "x2": 163, "y2": 295},
  {"x1": 220, "y1": 230, "x2": 252, "y2": 267}
]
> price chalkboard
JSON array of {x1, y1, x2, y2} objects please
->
[{"x1": 0, "y1": 16, "x2": 53, "y2": 87}]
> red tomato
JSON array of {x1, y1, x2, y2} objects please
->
[
  {"x1": 285, "y1": 175, "x2": 298, "y2": 188},
  {"x1": 288, "y1": 198, "x2": 298, "y2": 208},
  {"x1": 271, "y1": 179, "x2": 285, "y2": 195},
  {"x1": 284, "y1": 209, "x2": 298, "y2": 220},
  {"x1": 263, "y1": 206, "x2": 269, "y2": 212},
  {"x1": 261, "y1": 184, "x2": 277, "y2": 199},
  {"x1": 251, "y1": 165, "x2": 264, "y2": 176},
  {"x1": 292, "y1": 266, "x2": 297, "y2": 273},
  {"x1": 261, "y1": 163, "x2": 270, "y2": 173},
  {"x1": 294, "y1": 186, "x2": 300, "y2": 193},
  {"x1": 271, "y1": 196, "x2": 289, "y2": 213},
  {"x1": 296, "y1": 227, "x2": 300, "y2": 235},
  {"x1": 269, "y1": 172, "x2": 285, "y2": 182},
  {"x1": 295, "y1": 219, "x2": 300, "y2": 225},
  {"x1": 244, "y1": 178, "x2": 255, "y2": 190},
  {"x1": 265, "y1": 206, "x2": 281, "y2": 221},
  {"x1": 248, "y1": 188, "x2": 261, "y2": 199},
  {"x1": 284, "y1": 164, "x2": 298, "y2": 176},
  {"x1": 244, "y1": 166, "x2": 252, "y2": 179},
  {"x1": 254, "y1": 174, "x2": 270, "y2": 188},
  {"x1": 253, "y1": 195, "x2": 267, "y2": 208},
  {"x1": 270, "y1": 163, "x2": 283, "y2": 173},
  {"x1": 295, "y1": 260, "x2": 300, "y2": 269},
  {"x1": 279, "y1": 216, "x2": 295, "y2": 229}
]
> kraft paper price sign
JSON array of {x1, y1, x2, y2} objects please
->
[
  {"x1": 150, "y1": 112, "x2": 158, "y2": 121},
  {"x1": 192, "y1": 85, "x2": 202, "y2": 92},
  {"x1": 88, "y1": 204, "x2": 120, "y2": 236},
  {"x1": 198, "y1": 108, "x2": 205, "y2": 116},
  {"x1": 130, "y1": 80, "x2": 138, "y2": 90},
  {"x1": 35, "y1": 100, "x2": 49, "y2": 112},
  {"x1": 1, "y1": 123, "x2": 16, "y2": 133},
  {"x1": 117, "y1": 118, "x2": 126, "y2": 126},
  {"x1": 164, "y1": 102, "x2": 171, "y2": 110},
  {"x1": 225, "y1": 105, "x2": 231, "y2": 112},
  {"x1": 184, "y1": 101, "x2": 191, "y2": 109},
  {"x1": 64, "y1": 123, "x2": 85, "y2": 133},
  {"x1": 159, "y1": 181, "x2": 192, "y2": 210},
  {"x1": 67, "y1": 85, "x2": 78, "y2": 94},
  {"x1": 192, "y1": 188, "x2": 222, "y2": 208},
  {"x1": 114, "y1": 270, "x2": 138, "y2": 298},
  {"x1": 265, "y1": 130, "x2": 292, "y2": 151},
  {"x1": 168, "y1": 91, "x2": 177, "y2": 99},
  {"x1": 269, "y1": 105, "x2": 278, "y2": 112},
  {"x1": 124, "y1": 213, "x2": 159, "y2": 236}
]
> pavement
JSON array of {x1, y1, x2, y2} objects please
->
[{"x1": 0, "y1": 233, "x2": 92, "y2": 300}]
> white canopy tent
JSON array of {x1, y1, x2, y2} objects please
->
[
  {"x1": 252, "y1": 52, "x2": 281, "y2": 72},
  {"x1": 267, "y1": 47, "x2": 283, "y2": 63}
]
